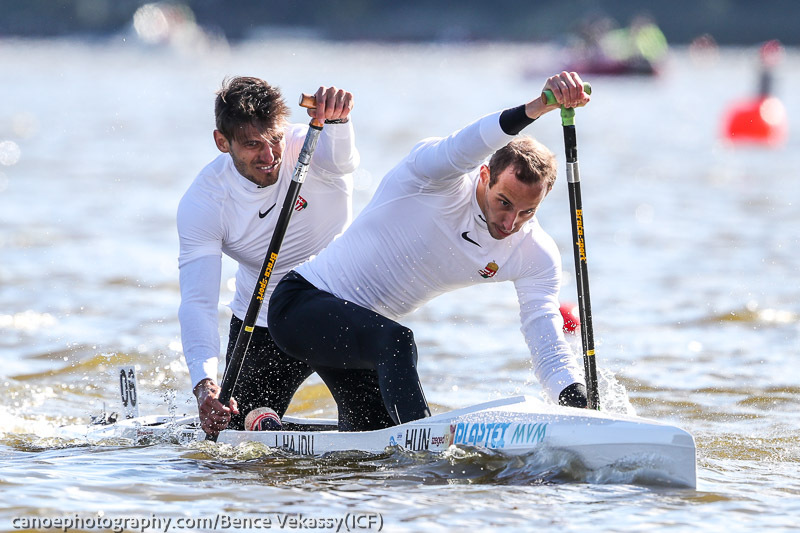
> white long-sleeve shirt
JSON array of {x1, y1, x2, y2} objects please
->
[
  {"x1": 296, "y1": 112, "x2": 583, "y2": 402},
  {"x1": 178, "y1": 122, "x2": 358, "y2": 388}
]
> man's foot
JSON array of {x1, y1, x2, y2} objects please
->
[{"x1": 244, "y1": 407, "x2": 283, "y2": 431}]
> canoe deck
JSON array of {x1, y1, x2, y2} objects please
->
[{"x1": 61, "y1": 395, "x2": 696, "y2": 488}]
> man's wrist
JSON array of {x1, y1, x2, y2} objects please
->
[
  {"x1": 499, "y1": 105, "x2": 535, "y2": 135},
  {"x1": 193, "y1": 378, "x2": 217, "y2": 399},
  {"x1": 324, "y1": 118, "x2": 349, "y2": 124}
]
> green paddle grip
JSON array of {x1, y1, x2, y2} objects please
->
[
  {"x1": 541, "y1": 82, "x2": 592, "y2": 106},
  {"x1": 541, "y1": 82, "x2": 592, "y2": 127}
]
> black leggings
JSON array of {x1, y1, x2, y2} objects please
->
[
  {"x1": 225, "y1": 315, "x2": 312, "y2": 430},
  {"x1": 267, "y1": 271, "x2": 431, "y2": 431},
  {"x1": 227, "y1": 315, "x2": 405, "y2": 432}
]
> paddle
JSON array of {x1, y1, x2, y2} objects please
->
[
  {"x1": 207, "y1": 94, "x2": 323, "y2": 441},
  {"x1": 542, "y1": 82, "x2": 600, "y2": 410}
]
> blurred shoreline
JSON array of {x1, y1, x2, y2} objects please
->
[{"x1": 2, "y1": 0, "x2": 798, "y2": 46}]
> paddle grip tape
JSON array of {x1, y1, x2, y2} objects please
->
[
  {"x1": 292, "y1": 125, "x2": 322, "y2": 185},
  {"x1": 566, "y1": 162, "x2": 580, "y2": 184}
]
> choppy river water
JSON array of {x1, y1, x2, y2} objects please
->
[{"x1": 1, "y1": 37, "x2": 799, "y2": 532}]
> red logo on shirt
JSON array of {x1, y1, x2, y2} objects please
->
[
  {"x1": 479, "y1": 261, "x2": 499, "y2": 279},
  {"x1": 294, "y1": 196, "x2": 308, "y2": 211}
]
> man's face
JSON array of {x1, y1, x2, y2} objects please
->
[
  {"x1": 213, "y1": 123, "x2": 286, "y2": 187},
  {"x1": 478, "y1": 164, "x2": 547, "y2": 240}
]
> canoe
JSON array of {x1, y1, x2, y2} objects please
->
[{"x1": 61, "y1": 394, "x2": 696, "y2": 488}]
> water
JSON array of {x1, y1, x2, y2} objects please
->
[{"x1": 2, "y1": 36, "x2": 800, "y2": 532}]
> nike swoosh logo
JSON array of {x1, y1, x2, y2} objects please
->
[
  {"x1": 461, "y1": 231, "x2": 481, "y2": 247},
  {"x1": 258, "y1": 203, "x2": 277, "y2": 219}
]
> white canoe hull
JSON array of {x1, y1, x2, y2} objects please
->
[{"x1": 62, "y1": 396, "x2": 696, "y2": 488}]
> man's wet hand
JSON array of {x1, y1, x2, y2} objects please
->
[
  {"x1": 194, "y1": 379, "x2": 239, "y2": 438},
  {"x1": 308, "y1": 86, "x2": 354, "y2": 123}
]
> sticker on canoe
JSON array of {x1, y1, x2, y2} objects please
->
[
  {"x1": 389, "y1": 427, "x2": 452, "y2": 451},
  {"x1": 450, "y1": 422, "x2": 548, "y2": 449}
]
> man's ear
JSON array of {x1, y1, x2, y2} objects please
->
[
  {"x1": 213, "y1": 130, "x2": 230, "y2": 153},
  {"x1": 479, "y1": 164, "x2": 491, "y2": 186}
]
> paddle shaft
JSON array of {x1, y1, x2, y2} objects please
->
[
  {"x1": 564, "y1": 132, "x2": 600, "y2": 410},
  {"x1": 208, "y1": 95, "x2": 323, "y2": 441},
  {"x1": 542, "y1": 83, "x2": 600, "y2": 410}
]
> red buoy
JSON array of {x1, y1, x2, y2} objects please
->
[
  {"x1": 723, "y1": 96, "x2": 787, "y2": 147},
  {"x1": 722, "y1": 40, "x2": 788, "y2": 147},
  {"x1": 559, "y1": 302, "x2": 581, "y2": 334}
]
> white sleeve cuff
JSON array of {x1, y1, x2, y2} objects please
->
[
  {"x1": 187, "y1": 356, "x2": 220, "y2": 390},
  {"x1": 523, "y1": 313, "x2": 586, "y2": 404}
]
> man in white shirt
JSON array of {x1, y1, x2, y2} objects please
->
[
  {"x1": 268, "y1": 72, "x2": 591, "y2": 431},
  {"x1": 178, "y1": 77, "x2": 359, "y2": 437}
]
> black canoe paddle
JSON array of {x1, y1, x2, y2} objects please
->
[
  {"x1": 207, "y1": 94, "x2": 323, "y2": 441},
  {"x1": 542, "y1": 82, "x2": 600, "y2": 410}
]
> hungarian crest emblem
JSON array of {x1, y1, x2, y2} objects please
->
[{"x1": 479, "y1": 261, "x2": 499, "y2": 279}]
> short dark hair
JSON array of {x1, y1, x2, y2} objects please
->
[
  {"x1": 214, "y1": 76, "x2": 290, "y2": 143},
  {"x1": 488, "y1": 136, "x2": 557, "y2": 191}
]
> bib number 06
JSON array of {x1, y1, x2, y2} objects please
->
[{"x1": 118, "y1": 366, "x2": 140, "y2": 419}]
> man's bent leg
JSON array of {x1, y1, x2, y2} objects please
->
[
  {"x1": 226, "y1": 315, "x2": 314, "y2": 430},
  {"x1": 366, "y1": 321, "x2": 431, "y2": 426},
  {"x1": 269, "y1": 271, "x2": 430, "y2": 429},
  {"x1": 314, "y1": 366, "x2": 395, "y2": 431}
]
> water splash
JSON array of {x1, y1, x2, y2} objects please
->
[{"x1": 598, "y1": 367, "x2": 637, "y2": 415}]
